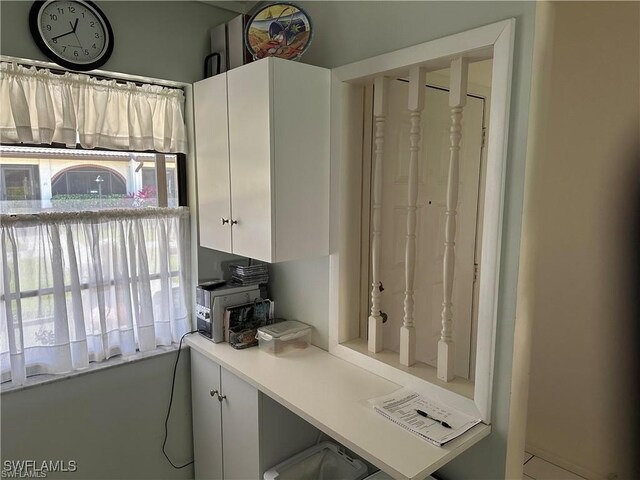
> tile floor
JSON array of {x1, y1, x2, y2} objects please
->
[{"x1": 523, "y1": 452, "x2": 586, "y2": 480}]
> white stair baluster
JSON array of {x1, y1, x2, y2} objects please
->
[
  {"x1": 438, "y1": 57, "x2": 468, "y2": 382},
  {"x1": 368, "y1": 77, "x2": 389, "y2": 353},
  {"x1": 400, "y1": 66, "x2": 426, "y2": 367}
]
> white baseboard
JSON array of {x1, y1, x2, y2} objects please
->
[{"x1": 524, "y1": 443, "x2": 604, "y2": 480}]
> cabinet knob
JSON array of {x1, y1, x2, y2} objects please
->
[
  {"x1": 209, "y1": 389, "x2": 226, "y2": 401},
  {"x1": 230, "y1": 219, "x2": 238, "y2": 225},
  {"x1": 221, "y1": 218, "x2": 230, "y2": 225}
]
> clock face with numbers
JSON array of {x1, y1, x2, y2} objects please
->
[{"x1": 29, "y1": 1, "x2": 114, "y2": 71}]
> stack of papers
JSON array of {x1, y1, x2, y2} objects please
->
[
  {"x1": 229, "y1": 262, "x2": 269, "y2": 285},
  {"x1": 369, "y1": 389, "x2": 482, "y2": 447}
]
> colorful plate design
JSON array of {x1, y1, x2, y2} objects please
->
[{"x1": 244, "y1": 2, "x2": 313, "y2": 61}]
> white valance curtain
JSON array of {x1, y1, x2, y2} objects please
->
[
  {"x1": 0, "y1": 62, "x2": 188, "y2": 153},
  {"x1": 0, "y1": 208, "x2": 190, "y2": 385}
]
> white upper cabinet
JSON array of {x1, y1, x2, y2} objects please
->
[
  {"x1": 194, "y1": 74, "x2": 232, "y2": 254},
  {"x1": 194, "y1": 57, "x2": 330, "y2": 263}
]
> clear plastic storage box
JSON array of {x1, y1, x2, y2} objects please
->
[
  {"x1": 256, "y1": 320, "x2": 312, "y2": 355},
  {"x1": 263, "y1": 441, "x2": 368, "y2": 480}
]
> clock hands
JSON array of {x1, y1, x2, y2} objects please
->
[
  {"x1": 51, "y1": 28, "x2": 74, "y2": 41},
  {"x1": 50, "y1": 18, "x2": 81, "y2": 43},
  {"x1": 71, "y1": 18, "x2": 84, "y2": 49}
]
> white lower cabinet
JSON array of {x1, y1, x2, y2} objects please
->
[
  {"x1": 191, "y1": 349, "x2": 319, "y2": 480},
  {"x1": 191, "y1": 348, "x2": 224, "y2": 479}
]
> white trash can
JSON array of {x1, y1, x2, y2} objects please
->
[
  {"x1": 364, "y1": 471, "x2": 438, "y2": 480},
  {"x1": 363, "y1": 471, "x2": 394, "y2": 480},
  {"x1": 263, "y1": 441, "x2": 368, "y2": 480}
]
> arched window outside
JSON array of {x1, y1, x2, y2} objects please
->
[{"x1": 52, "y1": 166, "x2": 126, "y2": 196}]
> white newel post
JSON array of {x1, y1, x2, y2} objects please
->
[
  {"x1": 400, "y1": 66, "x2": 426, "y2": 367},
  {"x1": 368, "y1": 76, "x2": 389, "y2": 353},
  {"x1": 438, "y1": 57, "x2": 468, "y2": 382}
]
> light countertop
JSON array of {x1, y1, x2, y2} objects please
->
[{"x1": 186, "y1": 335, "x2": 490, "y2": 480}]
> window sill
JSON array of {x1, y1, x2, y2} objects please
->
[
  {"x1": 0, "y1": 344, "x2": 182, "y2": 395},
  {"x1": 341, "y1": 338, "x2": 475, "y2": 399}
]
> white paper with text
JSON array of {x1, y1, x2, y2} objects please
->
[{"x1": 370, "y1": 388, "x2": 482, "y2": 446}]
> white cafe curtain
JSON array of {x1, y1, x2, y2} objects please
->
[
  {"x1": 0, "y1": 62, "x2": 188, "y2": 153},
  {"x1": 0, "y1": 208, "x2": 190, "y2": 385}
]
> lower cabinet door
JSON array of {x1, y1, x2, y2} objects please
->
[
  {"x1": 191, "y1": 350, "x2": 223, "y2": 480},
  {"x1": 221, "y1": 367, "x2": 261, "y2": 480}
]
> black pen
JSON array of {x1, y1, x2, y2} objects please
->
[{"x1": 415, "y1": 409, "x2": 452, "y2": 429}]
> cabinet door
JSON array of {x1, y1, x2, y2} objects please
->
[
  {"x1": 191, "y1": 350, "x2": 223, "y2": 480},
  {"x1": 220, "y1": 368, "x2": 260, "y2": 480},
  {"x1": 194, "y1": 74, "x2": 233, "y2": 253},
  {"x1": 227, "y1": 60, "x2": 273, "y2": 262}
]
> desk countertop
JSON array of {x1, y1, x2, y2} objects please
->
[{"x1": 186, "y1": 335, "x2": 490, "y2": 480}]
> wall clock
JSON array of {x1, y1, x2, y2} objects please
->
[{"x1": 29, "y1": 1, "x2": 114, "y2": 71}]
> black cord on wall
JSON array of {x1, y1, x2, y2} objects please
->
[{"x1": 163, "y1": 329, "x2": 200, "y2": 469}]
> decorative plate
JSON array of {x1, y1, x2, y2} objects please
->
[{"x1": 244, "y1": 2, "x2": 313, "y2": 61}]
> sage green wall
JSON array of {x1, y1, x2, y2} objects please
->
[
  {"x1": 0, "y1": 0, "x2": 235, "y2": 83},
  {"x1": 271, "y1": 2, "x2": 537, "y2": 479},
  {"x1": 0, "y1": 2, "x2": 234, "y2": 479},
  {"x1": 1, "y1": 353, "x2": 194, "y2": 480}
]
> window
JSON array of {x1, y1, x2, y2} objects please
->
[
  {"x1": 0, "y1": 61, "x2": 190, "y2": 386},
  {"x1": 141, "y1": 167, "x2": 157, "y2": 192},
  {"x1": 1, "y1": 164, "x2": 40, "y2": 201},
  {"x1": 141, "y1": 162, "x2": 178, "y2": 206},
  {"x1": 52, "y1": 166, "x2": 127, "y2": 196},
  {"x1": 0, "y1": 145, "x2": 185, "y2": 214},
  {"x1": 328, "y1": 22, "x2": 515, "y2": 424}
]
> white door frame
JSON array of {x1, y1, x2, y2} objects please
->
[{"x1": 328, "y1": 19, "x2": 515, "y2": 423}]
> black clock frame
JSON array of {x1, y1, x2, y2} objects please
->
[{"x1": 29, "y1": 0, "x2": 114, "y2": 72}]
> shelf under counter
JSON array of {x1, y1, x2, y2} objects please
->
[{"x1": 186, "y1": 335, "x2": 491, "y2": 480}]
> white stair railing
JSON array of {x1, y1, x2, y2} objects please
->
[
  {"x1": 368, "y1": 76, "x2": 389, "y2": 353},
  {"x1": 438, "y1": 57, "x2": 468, "y2": 382},
  {"x1": 400, "y1": 66, "x2": 426, "y2": 367}
]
